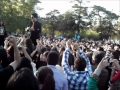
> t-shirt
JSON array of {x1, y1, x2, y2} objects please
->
[{"x1": 29, "y1": 21, "x2": 41, "y2": 39}]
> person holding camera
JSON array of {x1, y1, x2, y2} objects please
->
[
  {"x1": 26, "y1": 13, "x2": 41, "y2": 46},
  {"x1": 88, "y1": 54, "x2": 120, "y2": 90},
  {"x1": 0, "y1": 36, "x2": 21, "y2": 90}
]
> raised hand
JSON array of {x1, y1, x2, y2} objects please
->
[
  {"x1": 6, "y1": 36, "x2": 17, "y2": 47},
  {"x1": 97, "y1": 58, "x2": 109, "y2": 70}
]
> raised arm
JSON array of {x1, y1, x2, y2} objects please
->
[
  {"x1": 78, "y1": 49, "x2": 93, "y2": 76},
  {"x1": 88, "y1": 59, "x2": 109, "y2": 90},
  {"x1": 20, "y1": 46, "x2": 36, "y2": 72},
  {"x1": 7, "y1": 36, "x2": 21, "y2": 70},
  {"x1": 21, "y1": 46, "x2": 32, "y2": 62},
  {"x1": 17, "y1": 36, "x2": 25, "y2": 46},
  {"x1": 62, "y1": 40, "x2": 73, "y2": 75},
  {"x1": 31, "y1": 44, "x2": 41, "y2": 58}
]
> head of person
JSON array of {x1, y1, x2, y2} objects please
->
[
  {"x1": 40, "y1": 47, "x2": 47, "y2": 54},
  {"x1": 24, "y1": 38, "x2": 34, "y2": 48},
  {"x1": 71, "y1": 43, "x2": 78, "y2": 52},
  {"x1": 51, "y1": 47, "x2": 59, "y2": 54},
  {"x1": 24, "y1": 38, "x2": 34, "y2": 54},
  {"x1": 47, "y1": 51, "x2": 59, "y2": 65},
  {"x1": 59, "y1": 46, "x2": 65, "y2": 54},
  {"x1": 74, "y1": 54, "x2": 86, "y2": 71},
  {"x1": 6, "y1": 68, "x2": 39, "y2": 90},
  {"x1": 112, "y1": 46, "x2": 120, "y2": 60},
  {"x1": 36, "y1": 66, "x2": 55, "y2": 90},
  {"x1": 92, "y1": 51, "x2": 105, "y2": 65},
  {"x1": 97, "y1": 47, "x2": 104, "y2": 51},
  {"x1": 31, "y1": 13, "x2": 38, "y2": 22},
  {"x1": 112, "y1": 50, "x2": 120, "y2": 60},
  {"x1": 16, "y1": 57, "x2": 33, "y2": 72}
]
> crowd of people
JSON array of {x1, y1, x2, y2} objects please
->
[
  {"x1": 0, "y1": 13, "x2": 120, "y2": 90},
  {"x1": 0, "y1": 34, "x2": 119, "y2": 90}
]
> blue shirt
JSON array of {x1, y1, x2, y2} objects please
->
[
  {"x1": 62, "y1": 48, "x2": 92, "y2": 90},
  {"x1": 48, "y1": 65, "x2": 68, "y2": 90}
]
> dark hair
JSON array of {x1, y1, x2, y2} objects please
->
[
  {"x1": 45, "y1": 45, "x2": 51, "y2": 51},
  {"x1": 40, "y1": 47, "x2": 47, "y2": 54},
  {"x1": 7, "y1": 46, "x2": 14, "y2": 63},
  {"x1": 98, "y1": 47, "x2": 104, "y2": 51},
  {"x1": 36, "y1": 66, "x2": 55, "y2": 90},
  {"x1": 68, "y1": 52, "x2": 74, "y2": 66},
  {"x1": 25, "y1": 38, "x2": 34, "y2": 54},
  {"x1": 51, "y1": 47, "x2": 59, "y2": 54},
  {"x1": 112, "y1": 50, "x2": 120, "y2": 60},
  {"x1": 93, "y1": 51, "x2": 105, "y2": 64},
  {"x1": 59, "y1": 47, "x2": 65, "y2": 53},
  {"x1": 74, "y1": 56, "x2": 86, "y2": 71},
  {"x1": 6, "y1": 68, "x2": 39, "y2": 90},
  {"x1": 32, "y1": 13, "x2": 38, "y2": 18},
  {"x1": 16, "y1": 57, "x2": 33, "y2": 71},
  {"x1": 0, "y1": 47, "x2": 9, "y2": 68},
  {"x1": 47, "y1": 51, "x2": 59, "y2": 65}
]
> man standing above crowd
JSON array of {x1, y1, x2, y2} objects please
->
[{"x1": 26, "y1": 13, "x2": 41, "y2": 46}]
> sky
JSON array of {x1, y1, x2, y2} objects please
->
[{"x1": 36, "y1": 0, "x2": 120, "y2": 17}]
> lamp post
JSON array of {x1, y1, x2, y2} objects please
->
[
  {"x1": 75, "y1": 20, "x2": 80, "y2": 41},
  {"x1": 75, "y1": 20, "x2": 79, "y2": 33}
]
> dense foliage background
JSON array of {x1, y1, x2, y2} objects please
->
[{"x1": 0, "y1": 0, "x2": 120, "y2": 40}]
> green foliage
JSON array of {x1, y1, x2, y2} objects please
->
[
  {"x1": 43, "y1": 10, "x2": 76, "y2": 37},
  {"x1": 80, "y1": 29, "x2": 100, "y2": 40},
  {"x1": 88, "y1": 5, "x2": 119, "y2": 38},
  {"x1": 1, "y1": 0, "x2": 119, "y2": 40},
  {"x1": 42, "y1": 27, "x2": 51, "y2": 37},
  {"x1": 72, "y1": 0, "x2": 90, "y2": 32},
  {"x1": 57, "y1": 11, "x2": 76, "y2": 32},
  {"x1": 44, "y1": 9, "x2": 60, "y2": 37},
  {"x1": 55, "y1": 31, "x2": 63, "y2": 37},
  {"x1": 41, "y1": 1, "x2": 120, "y2": 39},
  {"x1": 0, "y1": 0, "x2": 38, "y2": 32}
]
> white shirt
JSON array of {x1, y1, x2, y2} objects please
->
[{"x1": 48, "y1": 65, "x2": 68, "y2": 90}]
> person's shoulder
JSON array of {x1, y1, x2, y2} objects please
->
[
  {"x1": 6, "y1": 65, "x2": 14, "y2": 71},
  {"x1": 0, "y1": 65, "x2": 14, "y2": 74}
]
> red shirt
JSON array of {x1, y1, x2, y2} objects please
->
[{"x1": 111, "y1": 70, "x2": 120, "y2": 83}]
